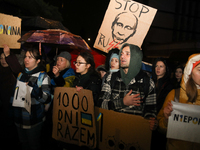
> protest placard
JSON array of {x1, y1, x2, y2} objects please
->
[
  {"x1": 167, "y1": 101, "x2": 200, "y2": 143},
  {"x1": 95, "y1": 107, "x2": 152, "y2": 150},
  {"x1": 12, "y1": 81, "x2": 32, "y2": 114},
  {"x1": 52, "y1": 87, "x2": 152, "y2": 149},
  {"x1": 94, "y1": 0, "x2": 157, "y2": 53},
  {"x1": 0, "y1": 13, "x2": 21, "y2": 49},
  {"x1": 52, "y1": 87, "x2": 96, "y2": 148}
]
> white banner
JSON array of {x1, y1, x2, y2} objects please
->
[
  {"x1": 167, "y1": 101, "x2": 200, "y2": 143},
  {"x1": 12, "y1": 80, "x2": 32, "y2": 114}
]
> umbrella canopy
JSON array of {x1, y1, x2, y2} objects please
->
[
  {"x1": 18, "y1": 29, "x2": 91, "y2": 51},
  {"x1": 21, "y1": 16, "x2": 69, "y2": 31}
]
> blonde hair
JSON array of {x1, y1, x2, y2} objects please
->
[
  {"x1": 66, "y1": 59, "x2": 71, "y2": 68},
  {"x1": 186, "y1": 75, "x2": 197, "y2": 103}
]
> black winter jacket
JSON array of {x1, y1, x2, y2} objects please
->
[{"x1": 73, "y1": 72, "x2": 102, "y2": 106}]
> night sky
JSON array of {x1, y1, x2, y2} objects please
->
[{"x1": 43, "y1": 0, "x2": 110, "y2": 48}]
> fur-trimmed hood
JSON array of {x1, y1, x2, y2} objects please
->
[{"x1": 180, "y1": 53, "x2": 200, "y2": 105}]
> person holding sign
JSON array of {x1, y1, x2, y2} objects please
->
[
  {"x1": 157, "y1": 54, "x2": 200, "y2": 150},
  {"x1": 73, "y1": 52, "x2": 102, "y2": 106},
  {"x1": 99, "y1": 43, "x2": 157, "y2": 130},
  {"x1": 12, "y1": 46, "x2": 51, "y2": 150}
]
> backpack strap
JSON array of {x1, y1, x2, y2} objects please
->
[
  {"x1": 37, "y1": 71, "x2": 45, "y2": 88},
  {"x1": 17, "y1": 72, "x2": 23, "y2": 80},
  {"x1": 174, "y1": 88, "x2": 180, "y2": 102}
]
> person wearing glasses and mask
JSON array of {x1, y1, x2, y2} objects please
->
[{"x1": 73, "y1": 52, "x2": 102, "y2": 106}]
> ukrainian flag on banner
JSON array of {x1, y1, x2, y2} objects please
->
[{"x1": 81, "y1": 112, "x2": 93, "y2": 127}]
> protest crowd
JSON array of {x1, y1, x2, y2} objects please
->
[
  {"x1": 1, "y1": 41, "x2": 200, "y2": 150},
  {"x1": 0, "y1": 1, "x2": 200, "y2": 150}
]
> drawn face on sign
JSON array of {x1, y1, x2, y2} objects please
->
[{"x1": 111, "y1": 12, "x2": 138, "y2": 45}]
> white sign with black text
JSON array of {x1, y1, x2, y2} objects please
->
[{"x1": 167, "y1": 101, "x2": 200, "y2": 143}]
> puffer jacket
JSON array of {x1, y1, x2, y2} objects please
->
[{"x1": 157, "y1": 53, "x2": 200, "y2": 150}]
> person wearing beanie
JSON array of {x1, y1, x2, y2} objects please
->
[
  {"x1": 100, "y1": 48, "x2": 120, "y2": 86},
  {"x1": 96, "y1": 64, "x2": 107, "y2": 79},
  {"x1": 104, "y1": 48, "x2": 120, "y2": 72},
  {"x1": 48, "y1": 51, "x2": 75, "y2": 88},
  {"x1": 98, "y1": 43, "x2": 157, "y2": 130},
  {"x1": 157, "y1": 53, "x2": 200, "y2": 150},
  {"x1": 109, "y1": 53, "x2": 119, "y2": 72}
]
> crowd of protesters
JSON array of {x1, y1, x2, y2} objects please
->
[{"x1": 0, "y1": 42, "x2": 199, "y2": 150}]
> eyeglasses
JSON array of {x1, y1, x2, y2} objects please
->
[{"x1": 73, "y1": 61, "x2": 87, "y2": 66}]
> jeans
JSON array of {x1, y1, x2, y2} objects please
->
[{"x1": 17, "y1": 122, "x2": 43, "y2": 150}]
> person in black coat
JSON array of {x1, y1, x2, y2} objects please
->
[
  {"x1": 171, "y1": 65, "x2": 184, "y2": 89},
  {"x1": 73, "y1": 52, "x2": 102, "y2": 106},
  {"x1": 151, "y1": 57, "x2": 173, "y2": 150},
  {"x1": 0, "y1": 45, "x2": 22, "y2": 149}
]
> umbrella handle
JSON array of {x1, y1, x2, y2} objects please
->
[
  {"x1": 39, "y1": 42, "x2": 42, "y2": 55},
  {"x1": 56, "y1": 47, "x2": 58, "y2": 56}
]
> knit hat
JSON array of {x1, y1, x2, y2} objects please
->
[
  {"x1": 110, "y1": 53, "x2": 119, "y2": 64},
  {"x1": 96, "y1": 65, "x2": 107, "y2": 72},
  {"x1": 57, "y1": 51, "x2": 71, "y2": 61}
]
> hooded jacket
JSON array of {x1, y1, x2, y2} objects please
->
[
  {"x1": 157, "y1": 53, "x2": 200, "y2": 150},
  {"x1": 99, "y1": 44, "x2": 156, "y2": 118},
  {"x1": 120, "y1": 43, "x2": 143, "y2": 86}
]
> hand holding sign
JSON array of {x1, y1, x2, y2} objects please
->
[
  {"x1": 167, "y1": 101, "x2": 200, "y2": 143},
  {"x1": 3, "y1": 44, "x2": 10, "y2": 57}
]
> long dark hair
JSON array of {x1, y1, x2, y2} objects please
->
[
  {"x1": 152, "y1": 57, "x2": 171, "y2": 83},
  {"x1": 172, "y1": 65, "x2": 184, "y2": 88},
  {"x1": 78, "y1": 52, "x2": 95, "y2": 73}
]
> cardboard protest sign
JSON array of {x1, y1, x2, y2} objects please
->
[
  {"x1": 52, "y1": 87, "x2": 96, "y2": 148},
  {"x1": 12, "y1": 81, "x2": 32, "y2": 114},
  {"x1": 95, "y1": 107, "x2": 152, "y2": 150},
  {"x1": 0, "y1": 13, "x2": 21, "y2": 49},
  {"x1": 167, "y1": 101, "x2": 200, "y2": 143},
  {"x1": 94, "y1": 0, "x2": 157, "y2": 53}
]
